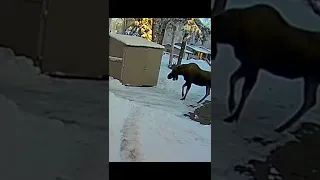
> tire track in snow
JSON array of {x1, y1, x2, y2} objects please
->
[{"x1": 120, "y1": 106, "x2": 144, "y2": 162}]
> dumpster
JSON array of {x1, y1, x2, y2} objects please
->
[{"x1": 109, "y1": 33, "x2": 164, "y2": 86}]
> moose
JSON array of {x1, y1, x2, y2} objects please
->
[
  {"x1": 167, "y1": 63, "x2": 211, "y2": 104},
  {"x1": 212, "y1": 4, "x2": 320, "y2": 132}
]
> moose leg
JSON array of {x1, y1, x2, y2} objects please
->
[
  {"x1": 275, "y1": 77, "x2": 319, "y2": 133},
  {"x1": 181, "y1": 83, "x2": 191, "y2": 100},
  {"x1": 228, "y1": 66, "x2": 246, "y2": 113},
  {"x1": 181, "y1": 82, "x2": 187, "y2": 97},
  {"x1": 198, "y1": 86, "x2": 211, "y2": 104},
  {"x1": 224, "y1": 70, "x2": 258, "y2": 123}
]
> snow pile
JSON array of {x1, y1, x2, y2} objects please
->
[
  {"x1": 0, "y1": 93, "x2": 75, "y2": 179},
  {"x1": 0, "y1": 48, "x2": 48, "y2": 86},
  {"x1": 0, "y1": 48, "x2": 109, "y2": 179},
  {"x1": 0, "y1": 94, "x2": 56, "y2": 139}
]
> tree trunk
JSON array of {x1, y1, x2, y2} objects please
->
[
  {"x1": 158, "y1": 27, "x2": 166, "y2": 44},
  {"x1": 188, "y1": 33, "x2": 195, "y2": 44},
  {"x1": 168, "y1": 26, "x2": 176, "y2": 67},
  {"x1": 201, "y1": 37, "x2": 206, "y2": 46},
  {"x1": 177, "y1": 33, "x2": 189, "y2": 66},
  {"x1": 212, "y1": 0, "x2": 227, "y2": 16},
  {"x1": 151, "y1": 18, "x2": 157, "y2": 42},
  {"x1": 122, "y1": 18, "x2": 127, "y2": 34},
  {"x1": 158, "y1": 21, "x2": 169, "y2": 44}
]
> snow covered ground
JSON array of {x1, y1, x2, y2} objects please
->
[
  {"x1": 109, "y1": 54, "x2": 211, "y2": 162},
  {"x1": 0, "y1": 48, "x2": 108, "y2": 180}
]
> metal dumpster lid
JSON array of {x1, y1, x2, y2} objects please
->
[{"x1": 109, "y1": 33, "x2": 165, "y2": 49}]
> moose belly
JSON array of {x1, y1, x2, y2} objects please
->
[
  {"x1": 193, "y1": 80, "x2": 211, "y2": 87},
  {"x1": 262, "y1": 63, "x2": 312, "y2": 80}
]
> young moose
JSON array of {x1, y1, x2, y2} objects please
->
[
  {"x1": 212, "y1": 4, "x2": 320, "y2": 132},
  {"x1": 167, "y1": 63, "x2": 211, "y2": 104}
]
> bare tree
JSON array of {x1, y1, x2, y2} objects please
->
[
  {"x1": 201, "y1": 35, "x2": 206, "y2": 46},
  {"x1": 194, "y1": 19, "x2": 211, "y2": 46},
  {"x1": 165, "y1": 19, "x2": 190, "y2": 67},
  {"x1": 168, "y1": 24, "x2": 177, "y2": 67},
  {"x1": 109, "y1": 18, "x2": 125, "y2": 33},
  {"x1": 122, "y1": 18, "x2": 127, "y2": 34},
  {"x1": 157, "y1": 19, "x2": 170, "y2": 44},
  {"x1": 156, "y1": 18, "x2": 190, "y2": 45},
  {"x1": 176, "y1": 19, "x2": 205, "y2": 66},
  {"x1": 151, "y1": 18, "x2": 157, "y2": 42},
  {"x1": 177, "y1": 32, "x2": 191, "y2": 65}
]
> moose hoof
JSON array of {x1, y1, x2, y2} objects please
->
[
  {"x1": 274, "y1": 127, "x2": 285, "y2": 133},
  {"x1": 180, "y1": 98, "x2": 185, "y2": 100},
  {"x1": 228, "y1": 103, "x2": 236, "y2": 114}
]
